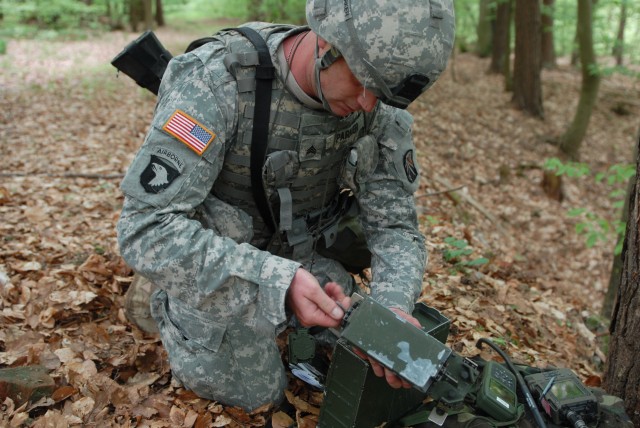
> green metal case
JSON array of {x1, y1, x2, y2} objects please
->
[{"x1": 318, "y1": 299, "x2": 451, "y2": 427}]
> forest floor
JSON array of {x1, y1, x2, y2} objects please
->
[{"x1": 1, "y1": 23, "x2": 639, "y2": 427}]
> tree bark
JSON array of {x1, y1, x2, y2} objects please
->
[
  {"x1": 512, "y1": 0, "x2": 543, "y2": 118},
  {"x1": 247, "y1": 0, "x2": 263, "y2": 21},
  {"x1": 129, "y1": 0, "x2": 144, "y2": 32},
  {"x1": 476, "y1": 0, "x2": 493, "y2": 58},
  {"x1": 489, "y1": 0, "x2": 512, "y2": 76},
  {"x1": 613, "y1": 0, "x2": 627, "y2": 66},
  {"x1": 143, "y1": 0, "x2": 153, "y2": 30},
  {"x1": 559, "y1": 0, "x2": 600, "y2": 159},
  {"x1": 603, "y1": 133, "x2": 640, "y2": 428},
  {"x1": 541, "y1": 0, "x2": 557, "y2": 69},
  {"x1": 603, "y1": 131, "x2": 639, "y2": 319},
  {"x1": 155, "y1": 0, "x2": 165, "y2": 27}
]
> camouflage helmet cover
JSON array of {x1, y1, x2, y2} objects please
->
[{"x1": 306, "y1": 0, "x2": 455, "y2": 109}]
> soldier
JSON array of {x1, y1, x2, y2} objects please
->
[{"x1": 116, "y1": 0, "x2": 455, "y2": 411}]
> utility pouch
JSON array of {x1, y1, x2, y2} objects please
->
[{"x1": 111, "y1": 30, "x2": 173, "y2": 95}]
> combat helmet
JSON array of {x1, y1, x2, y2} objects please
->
[{"x1": 306, "y1": 0, "x2": 455, "y2": 109}]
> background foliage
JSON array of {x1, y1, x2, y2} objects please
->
[
  {"x1": 2, "y1": 0, "x2": 640, "y2": 425},
  {"x1": 0, "y1": 0, "x2": 639, "y2": 64}
]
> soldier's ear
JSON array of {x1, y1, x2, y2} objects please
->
[{"x1": 316, "y1": 36, "x2": 332, "y2": 55}]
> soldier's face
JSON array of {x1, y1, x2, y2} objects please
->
[{"x1": 319, "y1": 57, "x2": 378, "y2": 117}]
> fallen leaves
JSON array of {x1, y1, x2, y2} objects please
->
[{"x1": 1, "y1": 25, "x2": 637, "y2": 427}]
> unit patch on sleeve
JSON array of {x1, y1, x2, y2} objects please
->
[
  {"x1": 163, "y1": 110, "x2": 215, "y2": 155},
  {"x1": 140, "y1": 155, "x2": 181, "y2": 194}
]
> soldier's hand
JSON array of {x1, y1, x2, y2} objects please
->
[
  {"x1": 354, "y1": 308, "x2": 421, "y2": 389},
  {"x1": 287, "y1": 269, "x2": 351, "y2": 328}
]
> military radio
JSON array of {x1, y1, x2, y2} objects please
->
[
  {"x1": 525, "y1": 369, "x2": 599, "y2": 427},
  {"x1": 288, "y1": 293, "x2": 601, "y2": 428}
]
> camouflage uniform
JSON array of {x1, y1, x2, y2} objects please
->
[{"x1": 117, "y1": 23, "x2": 427, "y2": 410}]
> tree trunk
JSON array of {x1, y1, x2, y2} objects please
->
[
  {"x1": 476, "y1": 0, "x2": 493, "y2": 58},
  {"x1": 558, "y1": 0, "x2": 600, "y2": 159},
  {"x1": 512, "y1": 0, "x2": 543, "y2": 118},
  {"x1": 613, "y1": 0, "x2": 627, "y2": 66},
  {"x1": 603, "y1": 133, "x2": 640, "y2": 428},
  {"x1": 503, "y1": 0, "x2": 514, "y2": 92},
  {"x1": 155, "y1": 0, "x2": 165, "y2": 27},
  {"x1": 247, "y1": 0, "x2": 262, "y2": 21},
  {"x1": 602, "y1": 131, "x2": 639, "y2": 319},
  {"x1": 541, "y1": 0, "x2": 557, "y2": 69},
  {"x1": 489, "y1": 0, "x2": 512, "y2": 76},
  {"x1": 129, "y1": 0, "x2": 144, "y2": 32},
  {"x1": 143, "y1": 0, "x2": 153, "y2": 30}
]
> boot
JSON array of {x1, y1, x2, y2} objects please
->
[{"x1": 124, "y1": 273, "x2": 159, "y2": 334}]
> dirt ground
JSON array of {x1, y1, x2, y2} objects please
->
[{"x1": 1, "y1": 25, "x2": 639, "y2": 427}]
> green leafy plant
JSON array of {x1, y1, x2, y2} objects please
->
[
  {"x1": 544, "y1": 158, "x2": 635, "y2": 255},
  {"x1": 443, "y1": 237, "x2": 489, "y2": 271},
  {"x1": 543, "y1": 158, "x2": 590, "y2": 178}
]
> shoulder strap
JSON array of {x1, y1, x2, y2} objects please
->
[
  {"x1": 185, "y1": 26, "x2": 277, "y2": 232},
  {"x1": 185, "y1": 36, "x2": 215, "y2": 53},
  {"x1": 230, "y1": 26, "x2": 277, "y2": 233}
]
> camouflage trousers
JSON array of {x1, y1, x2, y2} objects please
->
[
  {"x1": 125, "y1": 214, "x2": 369, "y2": 410},
  {"x1": 150, "y1": 288, "x2": 286, "y2": 411},
  {"x1": 147, "y1": 253, "x2": 353, "y2": 412}
]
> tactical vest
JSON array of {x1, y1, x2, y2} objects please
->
[{"x1": 211, "y1": 25, "x2": 371, "y2": 257}]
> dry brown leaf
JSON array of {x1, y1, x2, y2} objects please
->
[
  {"x1": 285, "y1": 390, "x2": 320, "y2": 416},
  {"x1": 53, "y1": 347, "x2": 81, "y2": 364},
  {"x1": 31, "y1": 410, "x2": 77, "y2": 428},
  {"x1": 132, "y1": 404, "x2": 159, "y2": 419},
  {"x1": 183, "y1": 409, "x2": 199, "y2": 428},
  {"x1": 225, "y1": 406, "x2": 253, "y2": 424},
  {"x1": 0, "y1": 186, "x2": 10, "y2": 204},
  {"x1": 194, "y1": 412, "x2": 213, "y2": 428},
  {"x1": 170, "y1": 405, "x2": 187, "y2": 425},
  {"x1": 10, "y1": 412, "x2": 30, "y2": 427},
  {"x1": 49, "y1": 290, "x2": 97, "y2": 306},
  {"x1": 127, "y1": 372, "x2": 162, "y2": 388},
  {"x1": 212, "y1": 413, "x2": 233, "y2": 427},
  {"x1": 70, "y1": 396, "x2": 95, "y2": 418},
  {"x1": 296, "y1": 413, "x2": 319, "y2": 428},
  {"x1": 271, "y1": 411, "x2": 295, "y2": 428},
  {"x1": 12, "y1": 261, "x2": 42, "y2": 273},
  {"x1": 52, "y1": 385, "x2": 78, "y2": 402},
  {"x1": 3, "y1": 32, "x2": 635, "y2": 427}
]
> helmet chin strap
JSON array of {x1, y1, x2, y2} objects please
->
[{"x1": 313, "y1": 37, "x2": 340, "y2": 114}]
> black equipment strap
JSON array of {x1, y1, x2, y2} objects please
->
[
  {"x1": 185, "y1": 36, "x2": 216, "y2": 53},
  {"x1": 231, "y1": 26, "x2": 277, "y2": 233}
]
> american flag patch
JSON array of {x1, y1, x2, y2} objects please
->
[{"x1": 163, "y1": 110, "x2": 215, "y2": 155}]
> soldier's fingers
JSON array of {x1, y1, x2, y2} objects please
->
[
  {"x1": 390, "y1": 307, "x2": 422, "y2": 329},
  {"x1": 310, "y1": 286, "x2": 344, "y2": 321},
  {"x1": 384, "y1": 368, "x2": 404, "y2": 389},
  {"x1": 369, "y1": 358, "x2": 386, "y2": 378},
  {"x1": 324, "y1": 282, "x2": 352, "y2": 311}
]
